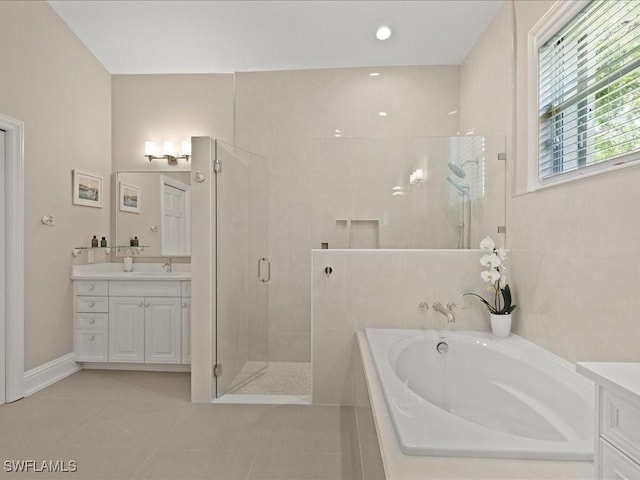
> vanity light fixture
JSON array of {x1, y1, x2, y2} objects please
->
[{"x1": 144, "y1": 140, "x2": 191, "y2": 165}]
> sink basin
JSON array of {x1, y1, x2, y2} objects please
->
[{"x1": 126, "y1": 271, "x2": 181, "y2": 276}]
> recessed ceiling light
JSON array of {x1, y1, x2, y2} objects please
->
[
  {"x1": 448, "y1": 110, "x2": 458, "y2": 115},
  {"x1": 335, "y1": 129, "x2": 341, "y2": 133},
  {"x1": 376, "y1": 26, "x2": 392, "y2": 41},
  {"x1": 334, "y1": 134, "x2": 342, "y2": 138},
  {"x1": 378, "y1": 111, "x2": 388, "y2": 117},
  {"x1": 369, "y1": 72, "x2": 381, "y2": 77}
]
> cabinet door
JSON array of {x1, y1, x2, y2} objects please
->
[
  {"x1": 109, "y1": 297, "x2": 145, "y2": 363},
  {"x1": 181, "y1": 299, "x2": 191, "y2": 364},
  {"x1": 145, "y1": 297, "x2": 181, "y2": 364}
]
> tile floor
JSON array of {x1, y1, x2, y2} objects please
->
[
  {"x1": 0, "y1": 371, "x2": 362, "y2": 479},
  {"x1": 227, "y1": 362, "x2": 311, "y2": 396}
]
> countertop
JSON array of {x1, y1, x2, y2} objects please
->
[
  {"x1": 577, "y1": 362, "x2": 640, "y2": 401},
  {"x1": 71, "y1": 263, "x2": 191, "y2": 281}
]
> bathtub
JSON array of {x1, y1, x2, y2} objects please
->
[{"x1": 365, "y1": 328, "x2": 594, "y2": 460}]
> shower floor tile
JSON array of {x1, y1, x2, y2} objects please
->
[{"x1": 226, "y1": 361, "x2": 311, "y2": 396}]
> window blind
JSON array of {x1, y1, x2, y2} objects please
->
[{"x1": 538, "y1": 0, "x2": 640, "y2": 181}]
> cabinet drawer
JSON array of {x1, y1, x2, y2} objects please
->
[
  {"x1": 75, "y1": 330, "x2": 108, "y2": 362},
  {"x1": 600, "y1": 439, "x2": 640, "y2": 479},
  {"x1": 109, "y1": 280, "x2": 181, "y2": 297},
  {"x1": 76, "y1": 296, "x2": 109, "y2": 313},
  {"x1": 75, "y1": 280, "x2": 108, "y2": 296},
  {"x1": 76, "y1": 313, "x2": 108, "y2": 330},
  {"x1": 181, "y1": 281, "x2": 191, "y2": 298},
  {"x1": 601, "y1": 389, "x2": 640, "y2": 462}
]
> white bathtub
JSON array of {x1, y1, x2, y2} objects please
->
[{"x1": 365, "y1": 328, "x2": 594, "y2": 460}]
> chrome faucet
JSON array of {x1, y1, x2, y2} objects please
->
[
  {"x1": 433, "y1": 302, "x2": 456, "y2": 323},
  {"x1": 162, "y1": 257, "x2": 172, "y2": 273}
]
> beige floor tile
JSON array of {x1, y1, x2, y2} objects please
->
[
  {"x1": 0, "y1": 398, "x2": 111, "y2": 447},
  {"x1": 166, "y1": 404, "x2": 275, "y2": 452},
  {"x1": 61, "y1": 400, "x2": 191, "y2": 449},
  {"x1": 40, "y1": 370, "x2": 162, "y2": 401},
  {"x1": 0, "y1": 394, "x2": 47, "y2": 424},
  {"x1": 45, "y1": 445, "x2": 154, "y2": 479},
  {"x1": 134, "y1": 372, "x2": 191, "y2": 403},
  {"x1": 257, "y1": 406, "x2": 358, "y2": 455},
  {"x1": 133, "y1": 449, "x2": 255, "y2": 480},
  {"x1": 247, "y1": 452, "x2": 362, "y2": 480}
]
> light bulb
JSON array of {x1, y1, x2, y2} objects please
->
[
  {"x1": 376, "y1": 26, "x2": 392, "y2": 41},
  {"x1": 145, "y1": 141, "x2": 157, "y2": 156},
  {"x1": 163, "y1": 141, "x2": 177, "y2": 157},
  {"x1": 181, "y1": 140, "x2": 191, "y2": 156}
]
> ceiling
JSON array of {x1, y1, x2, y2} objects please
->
[{"x1": 48, "y1": 0, "x2": 503, "y2": 75}]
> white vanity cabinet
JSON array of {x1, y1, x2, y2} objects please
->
[
  {"x1": 73, "y1": 277, "x2": 191, "y2": 367},
  {"x1": 577, "y1": 363, "x2": 640, "y2": 480},
  {"x1": 74, "y1": 280, "x2": 109, "y2": 362}
]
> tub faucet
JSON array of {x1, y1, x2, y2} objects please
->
[
  {"x1": 162, "y1": 257, "x2": 172, "y2": 273},
  {"x1": 433, "y1": 302, "x2": 456, "y2": 323}
]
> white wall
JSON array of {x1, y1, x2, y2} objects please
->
[
  {"x1": 459, "y1": 0, "x2": 640, "y2": 364},
  {"x1": 0, "y1": 1, "x2": 112, "y2": 370},
  {"x1": 235, "y1": 66, "x2": 460, "y2": 363},
  {"x1": 312, "y1": 249, "x2": 488, "y2": 405}
]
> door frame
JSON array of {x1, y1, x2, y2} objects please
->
[{"x1": 0, "y1": 113, "x2": 24, "y2": 404}]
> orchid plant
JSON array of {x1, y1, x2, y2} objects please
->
[{"x1": 464, "y1": 236, "x2": 517, "y2": 315}]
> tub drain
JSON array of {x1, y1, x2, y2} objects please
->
[{"x1": 436, "y1": 341, "x2": 448, "y2": 354}]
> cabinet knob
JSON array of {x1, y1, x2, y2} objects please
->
[
  {"x1": 138, "y1": 302, "x2": 144, "y2": 307},
  {"x1": 88, "y1": 302, "x2": 95, "y2": 307},
  {"x1": 88, "y1": 285, "x2": 95, "y2": 290},
  {"x1": 89, "y1": 318, "x2": 95, "y2": 324},
  {"x1": 145, "y1": 302, "x2": 151, "y2": 307},
  {"x1": 88, "y1": 335, "x2": 95, "y2": 341}
]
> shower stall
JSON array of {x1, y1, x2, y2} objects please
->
[{"x1": 190, "y1": 137, "x2": 310, "y2": 404}]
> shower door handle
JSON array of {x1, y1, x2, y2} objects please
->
[{"x1": 258, "y1": 258, "x2": 271, "y2": 283}]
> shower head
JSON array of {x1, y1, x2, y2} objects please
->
[
  {"x1": 448, "y1": 162, "x2": 466, "y2": 178},
  {"x1": 448, "y1": 159, "x2": 480, "y2": 179},
  {"x1": 446, "y1": 176, "x2": 469, "y2": 196}
]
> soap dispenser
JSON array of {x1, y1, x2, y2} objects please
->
[
  {"x1": 91, "y1": 235, "x2": 98, "y2": 247},
  {"x1": 123, "y1": 250, "x2": 134, "y2": 272}
]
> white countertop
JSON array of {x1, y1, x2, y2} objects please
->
[
  {"x1": 577, "y1": 362, "x2": 640, "y2": 402},
  {"x1": 71, "y1": 263, "x2": 191, "y2": 281}
]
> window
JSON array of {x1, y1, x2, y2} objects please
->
[{"x1": 532, "y1": 0, "x2": 640, "y2": 187}]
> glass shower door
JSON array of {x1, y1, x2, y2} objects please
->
[{"x1": 214, "y1": 141, "x2": 269, "y2": 398}]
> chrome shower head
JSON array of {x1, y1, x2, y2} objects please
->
[{"x1": 448, "y1": 162, "x2": 466, "y2": 178}]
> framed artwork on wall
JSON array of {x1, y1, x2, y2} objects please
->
[
  {"x1": 72, "y1": 170, "x2": 103, "y2": 208},
  {"x1": 119, "y1": 182, "x2": 142, "y2": 214}
]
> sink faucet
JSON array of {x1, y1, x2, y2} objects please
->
[
  {"x1": 162, "y1": 257, "x2": 172, "y2": 273},
  {"x1": 433, "y1": 302, "x2": 456, "y2": 323}
]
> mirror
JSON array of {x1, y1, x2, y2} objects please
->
[{"x1": 115, "y1": 171, "x2": 191, "y2": 257}]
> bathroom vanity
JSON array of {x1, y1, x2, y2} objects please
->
[
  {"x1": 577, "y1": 362, "x2": 640, "y2": 479},
  {"x1": 72, "y1": 264, "x2": 191, "y2": 368}
]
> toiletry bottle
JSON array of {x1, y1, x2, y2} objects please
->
[
  {"x1": 133, "y1": 236, "x2": 139, "y2": 247},
  {"x1": 130, "y1": 237, "x2": 134, "y2": 247},
  {"x1": 91, "y1": 235, "x2": 98, "y2": 247},
  {"x1": 100, "y1": 236, "x2": 107, "y2": 247}
]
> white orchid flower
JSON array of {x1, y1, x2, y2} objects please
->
[
  {"x1": 479, "y1": 236, "x2": 495, "y2": 251},
  {"x1": 481, "y1": 269, "x2": 501, "y2": 283},
  {"x1": 499, "y1": 274, "x2": 507, "y2": 289},
  {"x1": 480, "y1": 254, "x2": 501, "y2": 268},
  {"x1": 496, "y1": 247, "x2": 507, "y2": 260}
]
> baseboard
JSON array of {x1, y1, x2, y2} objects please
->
[
  {"x1": 23, "y1": 353, "x2": 80, "y2": 397},
  {"x1": 80, "y1": 362, "x2": 191, "y2": 372}
]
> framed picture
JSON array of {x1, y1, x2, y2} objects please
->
[
  {"x1": 119, "y1": 182, "x2": 142, "y2": 214},
  {"x1": 72, "y1": 170, "x2": 103, "y2": 208}
]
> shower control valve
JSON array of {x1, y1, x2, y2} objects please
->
[{"x1": 417, "y1": 301, "x2": 429, "y2": 312}]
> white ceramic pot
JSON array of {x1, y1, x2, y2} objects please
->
[{"x1": 490, "y1": 313, "x2": 512, "y2": 337}]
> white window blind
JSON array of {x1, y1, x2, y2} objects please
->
[{"x1": 538, "y1": 0, "x2": 640, "y2": 182}]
